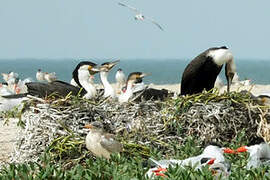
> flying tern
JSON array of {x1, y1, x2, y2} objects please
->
[{"x1": 118, "y1": 2, "x2": 164, "y2": 31}]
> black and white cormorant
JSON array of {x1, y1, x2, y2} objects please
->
[
  {"x1": 3, "y1": 61, "x2": 100, "y2": 99},
  {"x1": 118, "y1": 72, "x2": 171, "y2": 103},
  {"x1": 118, "y1": 72, "x2": 148, "y2": 103},
  {"x1": 180, "y1": 46, "x2": 236, "y2": 95},
  {"x1": 99, "y1": 60, "x2": 119, "y2": 98}
]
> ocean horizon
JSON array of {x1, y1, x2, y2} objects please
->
[{"x1": 0, "y1": 59, "x2": 269, "y2": 85}]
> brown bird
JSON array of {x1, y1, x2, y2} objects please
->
[{"x1": 85, "y1": 122, "x2": 123, "y2": 159}]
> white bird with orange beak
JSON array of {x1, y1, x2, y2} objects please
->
[
  {"x1": 85, "y1": 122, "x2": 123, "y2": 159},
  {"x1": 236, "y1": 138, "x2": 270, "y2": 169},
  {"x1": 146, "y1": 144, "x2": 235, "y2": 178}
]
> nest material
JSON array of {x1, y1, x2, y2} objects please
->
[{"x1": 7, "y1": 90, "x2": 270, "y2": 166}]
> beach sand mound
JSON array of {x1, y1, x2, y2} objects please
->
[{"x1": 2, "y1": 89, "x2": 270, "y2": 167}]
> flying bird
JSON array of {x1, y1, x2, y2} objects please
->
[{"x1": 118, "y1": 2, "x2": 164, "y2": 31}]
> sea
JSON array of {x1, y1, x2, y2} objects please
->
[{"x1": 0, "y1": 59, "x2": 269, "y2": 85}]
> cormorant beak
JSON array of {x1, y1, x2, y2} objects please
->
[
  {"x1": 223, "y1": 148, "x2": 236, "y2": 154},
  {"x1": 100, "y1": 60, "x2": 120, "y2": 72},
  {"x1": 139, "y1": 72, "x2": 151, "y2": 78},
  {"x1": 109, "y1": 59, "x2": 120, "y2": 68},
  {"x1": 236, "y1": 146, "x2": 248, "y2": 153},
  {"x1": 225, "y1": 58, "x2": 236, "y2": 93},
  {"x1": 84, "y1": 124, "x2": 93, "y2": 129},
  {"x1": 88, "y1": 65, "x2": 100, "y2": 75}
]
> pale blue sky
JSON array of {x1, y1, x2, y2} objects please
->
[{"x1": 0, "y1": 0, "x2": 269, "y2": 59}]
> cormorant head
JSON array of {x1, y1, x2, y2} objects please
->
[
  {"x1": 100, "y1": 60, "x2": 120, "y2": 72},
  {"x1": 225, "y1": 58, "x2": 236, "y2": 93},
  {"x1": 127, "y1": 72, "x2": 151, "y2": 84},
  {"x1": 73, "y1": 61, "x2": 99, "y2": 87},
  {"x1": 207, "y1": 46, "x2": 236, "y2": 93}
]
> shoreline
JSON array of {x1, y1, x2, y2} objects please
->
[{"x1": 108, "y1": 83, "x2": 270, "y2": 96}]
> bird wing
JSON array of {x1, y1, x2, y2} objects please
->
[
  {"x1": 180, "y1": 51, "x2": 213, "y2": 95},
  {"x1": 100, "y1": 133, "x2": 123, "y2": 153},
  {"x1": 26, "y1": 81, "x2": 86, "y2": 98},
  {"x1": 118, "y1": 2, "x2": 140, "y2": 13},
  {"x1": 144, "y1": 17, "x2": 164, "y2": 31}
]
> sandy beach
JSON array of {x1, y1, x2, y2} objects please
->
[
  {"x1": 1, "y1": 83, "x2": 270, "y2": 164},
  {"x1": 148, "y1": 83, "x2": 270, "y2": 96}
]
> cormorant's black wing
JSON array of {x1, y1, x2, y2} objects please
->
[
  {"x1": 181, "y1": 49, "x2": 222, "y2": 95},
  {"x1": 26, "y1": 81, "x2": 86, "y2": 98},
  {"x1": 134, "y1": 88, "x2": 172, "y2": 101}
]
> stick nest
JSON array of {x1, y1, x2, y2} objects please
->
[{"x1": 8, "y1": 90, "x2": 270, "y2": 167}]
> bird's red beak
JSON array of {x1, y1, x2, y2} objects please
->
[
  {"x1": 152, "y1": 167, "x2": 167, "y2": 177},
  {"x1": 223, "y1": 148, "x2": 236, "y2": 154},
  {"x1": 207, "y1": 158, "x2": 216, "y2": 165},
  {"x1": 236, "y1": 146, "x2": 248, "y2": 153}
]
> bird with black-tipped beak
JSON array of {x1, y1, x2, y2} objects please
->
[
  {"x1": 181, "y1": 46, "x2": 236, "y2": 95},
  {"x1": 118, "y1": 2, "x2": 164, "y2": 31},
  {"x1": 99, "y1": 60, "x2": 119, "y2": 99},
  {"x1": 84, "y1": 121, "x2": 123, "y2": 159}
]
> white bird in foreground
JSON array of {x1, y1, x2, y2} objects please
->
[
  {"x1": 85, "y1": 122, "x2": 123, "y2": 159},
  {"x1": 118, "y1": 2, "x2": 164, "y2": 31},
  {"x1": 146, "y1": 144, "x2": 234, "y2": 178},
  {"x1": 236, "y1": 139, "x2": 270, "y2": 169}
]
